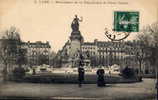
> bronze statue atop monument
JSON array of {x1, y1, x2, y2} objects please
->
[{"x1": 71, "y1": 15, "x2": 83, "y2": 32}]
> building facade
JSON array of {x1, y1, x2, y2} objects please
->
[
  {"x1": 59, "y1": 38, "x2": 153, "y2": 73},
  {"x1": 21, "y1": 41, "x2": 51, "y2": 66}
]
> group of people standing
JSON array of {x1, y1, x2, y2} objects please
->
[
  {"x1": 77, "y1": 51, "x2": 105, "y2": 87},
  {"x1": 78, "y1": 67, "x2": 106, "y2": 87}
]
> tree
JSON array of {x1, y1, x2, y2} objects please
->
[
  {"x1": 137, "y1": 22, "x2": 158, "y2": 95},
  {"x1": 136, "y1": 22, "x2": 158, "y2": 76},
  {"x1": 16, "y1": 48, "x2": 27, "y2": 67},
  {"x1": 135, "y1": 46, "x2": 146, "y2": 74},
  {"x1": 49, "y1": 51, "x2": 56, "y2": 66},
  {"x1": 38, "y1": 54, "x2": 49, "y2": 65},
  {"x1": 0, "y1": 26, "x2": 21, "y2": 81},
  {"x1": 122, "y1": 66, "x2": 136, "y2": 79},
  {"x1": 90, "y1": 56, "x2": 99, "y2": 67}
]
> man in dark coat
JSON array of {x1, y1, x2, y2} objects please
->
[
  {"x1": 96, "y1": 68, "x2": 105, "y2": 87},
  {"x1": 32, "y1": 67, "x2": 36, "y2": 75},
  {"x1": 78, "y1": 67, "x2": 85, "y2": 87}
]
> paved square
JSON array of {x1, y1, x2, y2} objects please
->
[{"x1": 0, "y1": 79, "x2": 156, "y2": 100}]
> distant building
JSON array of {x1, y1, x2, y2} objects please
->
[
  {"x1": 58, "y1": 37, "x2": 154, "y2": 73},
  {"x1": 21, "y1": 41, "x2": 51, "y2": 66},
  {"x1": 82, "y1": 40, "x2": 137, "y2": 68}
]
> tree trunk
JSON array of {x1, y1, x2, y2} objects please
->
[
  {"x1": 2, "y1": 64, "x2": 8, "y2": 82},
  {"x1": 155, "y1": 60, "x2": 158, "y2": 100},
  {"x1": 139, "y1": 60, "x2": 142, "y2": 75}
]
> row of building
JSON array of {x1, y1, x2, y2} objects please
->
[
  {"x1": 21, "y1": 41, "x2": 51, "y2": 66},
  {"x1": 0, "y1": 38, "x2": 51, "y2": 67}
]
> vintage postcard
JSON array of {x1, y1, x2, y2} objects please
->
[{"x1": 0, "y1": 0, "x2": 158, "y2": 100}]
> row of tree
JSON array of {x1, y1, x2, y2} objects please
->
[{"x1": 136, "y1": 22, "x2": 158, "y2": 76}]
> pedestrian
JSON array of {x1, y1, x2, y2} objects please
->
[
  {"x1": 78, "y1": 66, "x2": 85, "y2": 87},
  {"x1": 156, "y1": 81, "x2": 158, "y2": 90},
  {"x1": 96, "y1": 67, "x2": 105, "y2": 87},
  {"x1": 32, "y1": 67, "x2": 36, "y2": 75}
]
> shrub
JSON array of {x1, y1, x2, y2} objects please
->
[
  {"x1": 12, "y1": 67, "x2": 26, "y2": 80},
  {"x1": 121, "y1": 67, "x2": 136, "y2": 79}
]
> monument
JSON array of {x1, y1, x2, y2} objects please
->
[
  {"x1": 69, "y1": 15, "x2": 84, "y2": 58},
  {"x1": 67, "y1": 15, "x2": 84, "y2": 67}
]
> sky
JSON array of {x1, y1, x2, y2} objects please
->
[{"x1": 0, "y1": 0, "x2": 157, "y2": 52}]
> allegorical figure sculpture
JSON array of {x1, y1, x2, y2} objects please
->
[{"x1": 71, "y1": 15, "x2": 83, "y2": 31}]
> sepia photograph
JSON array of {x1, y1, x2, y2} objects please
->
[{"x1": 0, "y1": 0, "x2": 158, "y2": 99}]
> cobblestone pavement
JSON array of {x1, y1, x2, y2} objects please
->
[{"x1": 0, "y1": 79, "x2": 157, "y2": 100}]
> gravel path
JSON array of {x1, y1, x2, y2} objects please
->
[{"x1": 0, "y1": 79, "x2": 156, "y2": 100}]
